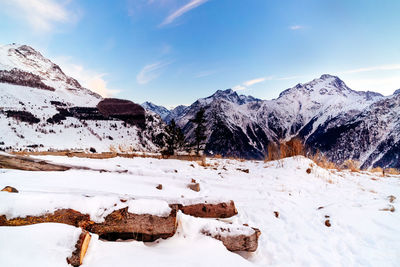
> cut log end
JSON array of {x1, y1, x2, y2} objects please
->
[
  {"x1": 1, "y1": 186, "x2": 18, "y2": 193},
  {"x1": 67, "y1": 230, "x2": 91, "y2": 267}
]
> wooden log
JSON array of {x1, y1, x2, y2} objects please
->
[
  {"x1": 201, "y1": 226, "x2": 261, "y2": 252},
  {"x1": 0, "y1": 154, "x2": 70, "y2": 171},
  {"x1": 88, "y1": 206, "x2": 178, "y2": 242},
  {"x1": 178, "y1": 200, "x2": 238, "y2": 218},
  {"x1": 0, "y1": 209, "x2": 91, "y2": 227},
  {"x1": 1, "y1": 186, "x2": 18, "y2": 193},
  {"x1": 0, "y1": 206, "x2": 178, "y2": 242},
  {"x1": 67, "y1": 230, "x2": 91, "y2": 267}
]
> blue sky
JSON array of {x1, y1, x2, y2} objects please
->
[{"x1": 1, "y1": 0, "x2": 400, "y2": 107}]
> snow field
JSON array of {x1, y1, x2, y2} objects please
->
[{"x1": 0, "y1": 155, "x2": 399, "y2": 266}]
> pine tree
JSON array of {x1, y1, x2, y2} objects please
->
[
  {"x1": 163, "y1": 119, "x2": 185, "y2": 155},
  {"x1": 190, "y1": 108, "x2": 207, "y2": 155}
]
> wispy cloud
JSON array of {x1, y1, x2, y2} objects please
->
[
  {"x1": 336, "y1": 63, "x2": 400, "y2": 95},
  {"x1": 195, "y1": 69, "x2": 218, "y2": 78},
  {"x1": 55, "y1": 56, "x2": 119, "y2": 97},
  {"x1": 289, "y1": 25, "x2": 304, "y2": 30},
  {"x1": 159, "y1": 0, "x2": 209, "y2": 26},
  {"x1": 243, "y1": 77, "x2": 267, "y2": 87},
  {"x1": 232, "y1": 85, "x2": 246, "y2": 91},
  {"x1": 137, "y1": 61, "x2": 171, "y2": 84},
  {"x1": 276, "y1": 75, "x2": 304, "y2": 81},
  {"x1": 233, "y1": 76, "x2": 271, "y2": 91},
  {"x1": 0, "y1": 0, "x2": 80, "y2": 33},
  {"x1": 339, "y1": 64, "x2": 400, "y2": 74}
]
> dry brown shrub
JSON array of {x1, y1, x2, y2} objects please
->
[
  {"x1": 385, "y1": 168, "x2": 400, "y2": 175},
  {"x1": 342, "y1": 159, "x2": 360, "y2": 172},
  {"x1": 286, "y1": 138, "x2": 305, "y2": 157},
  {"x1": 265, "y1": 138, "x2": 305, "y2": 162},
  {"x1": 266, "y1": 142, "x2": 280, "y2": 161},
  {"x1": 370, "y1": 167, "x2": 383, "y2": 173},
  {"x1": 279, "y1": 142, "x2": 288, "y2": 159},
  {"x1": 214, "y1": 154, "x2": 223, "y2": 159},
  {"x1": 109, "y1": 145, "x2": 117, "y2": 153},
  {"x1": 309, "y1": 150, "x2": 338, "y2": 170}
]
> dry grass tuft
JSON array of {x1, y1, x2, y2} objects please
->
[
  {"x1": 265, "y1": 138, "x2": 305, "y2": 162},
  {"x1": 309, "y1": 151, "x2": 338, "y2": 170},
  {"x1": 385, "y1": 168, "x2": 400, "y2": 175},
  {"x1": 341, "y1": 159, "x2": 360, "y2": 172},
  {"x1": 109, "y1": 145, "x2": 117, "y2": 153}
]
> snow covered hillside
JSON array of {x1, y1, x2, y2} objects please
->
[
  {"x1": 0, "y1": 155, "x2": 399, "y2": 266},
  {"x1": 1, "y1": 43, "x2": 399, "y2": 169},
  {"x1": 0, "y1": 44, "x2": 164, "y2": 152}
]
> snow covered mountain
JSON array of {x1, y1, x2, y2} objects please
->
[
  {"x1": 141, "y1": 101, "x2": 170, "y2": 120},
  {"x1": 164, "y1": 75, "x2": 398, "y2": 169},
  {"x1": 1, "y1": 44, "x2": 398, "y2": 168},
  {"x1": 0, "y1": 44, "x2": 164, "y2": 152},
  {"x1": 307, "y1": 92, "x2": 400, "y2": 169},
  {"x1": 164, "y1": 105, "x2": 188, "y2": 123},
  {"x1": 141, "y1": 102, "x2": 189, "y2": 124}
]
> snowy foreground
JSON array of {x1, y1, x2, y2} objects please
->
[{"x1": 0, "y1": 156, "x2": 399, "y2": 266}]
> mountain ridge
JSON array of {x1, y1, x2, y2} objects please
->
[{"x1": 1, "y1": 43, "x2": 399, "y2": 168}]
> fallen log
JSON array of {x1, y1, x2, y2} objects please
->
[
  {"x1": 67, "y1": 230, "x2": 91, "y2": 267},
  {"x1": 178, "y1": 200, "x2": 238, "y2": 218},
  {"x1": 0, "y1": 206, "x2": 178, "y2": 242},
  {"x1": 0, "y1": 209, "x2": 91, "y2": 228},
  {"x1": 201, "y1": 224, "x2": 261, "y2": 252},
  {"x1": 0, "y1": 154, "x2": 70, "y2": 171},
  {"x1": 88, "y1": 206, "x2": 178, "y2": 242}
]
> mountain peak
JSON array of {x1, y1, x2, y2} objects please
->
[
  {"x1": 320, "y1": 74, "x2": 339, "y2": 80},
  {"x1": 213, "y1": 88, "x2": 235, "y2": 96},
  {"x1": 141, "y1": 101, "x2": 170, "y2": 120},
  {"x1": 208, "y1": 88, "x2": 260, "y2": 105}
]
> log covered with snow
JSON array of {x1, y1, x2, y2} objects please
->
[
  {"x1": 67, "y1": 230, "x2": 91, "y2": 267},
  {"x1": 88, "y1": 206, "x2": 178, "y2": 242},
  {"x1": 0, "y1": 208, "x2": 91, "y2": 228},
  {"x1": 201, "y1": 223, "x2": 261, "y2": 252},
  {"x1": 0, "y1": 153, "x2": 70, "y2": 171},
  {"x1": 0, "y1": 195, "x2": 179, "y2": 242},
  {"x1": 177, "y1": 200, "x2": 238, "y2": 218}
]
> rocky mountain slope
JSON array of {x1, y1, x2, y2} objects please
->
[
  {"x1": 141, "y1": 101, "x2": 170, "y2": 120},
  {"x1": 146, "y1": 75, "x2": 398, "y2": 169},
  {"x1": 0, "y1": 44, "x2": 164, "y2": 152}
]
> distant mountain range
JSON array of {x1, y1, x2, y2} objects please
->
[
  {"x1": 142, "y1": 75, "x2": 400, "y2": 169},
  {"x1": 0, "y1": 43, "x2": 399, "y2": 169}
]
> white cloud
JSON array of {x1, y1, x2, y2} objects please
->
[
  {"x1": 232, "y1": 85, "x2": 246, "y2": 91},
  {"x1": 55, "y1": 57, "x2": 120, "y2": 97},
  {"x1": 339, "y1": 64, "x2": 400, "y2": 74},
  {"x1": 0, "y1": 0, "x2": 80, "y2": 32},
  {"x1": 137, "y1": 61, "x2": 171, "y2": 84},
  {"x1": 289, "y1": 25, "x2": 304, "y2": 30},
  {"x1": 243, "y1": 77, "x2": 267, "y2": 87},
  {"x1": 160, "y1": 0, "x2": 209, "y2": 26},
  {"x1": 195, "y1": 69, "x2": 218, "y2": 78},
  {"x1": 233, "y1": 76, "x2": 271, "y2": 91},
  {"x1": 276, "y1": 75, "x2": 304, "y2": 81}
]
